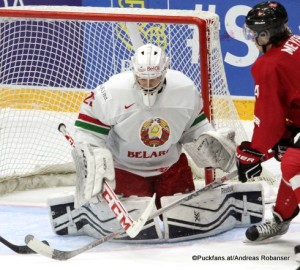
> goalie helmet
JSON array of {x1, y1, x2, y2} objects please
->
[
  {"x1": 132, "y1": 44, "x2": 169, "y2": 107},
  {"x1": 243, "y1": 1, "x2": 289, "y2": 43}
]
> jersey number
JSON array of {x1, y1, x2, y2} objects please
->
[{"x1": 83, "y1": 91, "x2": 95, "y2": 107}]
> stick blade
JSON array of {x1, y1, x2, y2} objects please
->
[
  {"x1": 25, "y1": 234, "x2": 115, "y2": 261},
  {"x1": 125, "y1": 193, "x2": 156, "y2": 238},
  {"x1": 25, "y1": 235, "x2": 58, "y2": 260},
  {"x1": 0, "y1": 236, "x2": 34, "y2": 254}
]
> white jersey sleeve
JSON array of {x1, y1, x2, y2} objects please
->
[{"x1": 74, "y1": 85, "x2": 110, "y2": 148}]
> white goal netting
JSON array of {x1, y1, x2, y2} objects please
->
[{"x1": 0, "y1": 6, "x2": 278, "y2": 195}]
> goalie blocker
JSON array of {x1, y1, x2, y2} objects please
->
[{"x1": 48, "y1": 182, "x2": 264, "y2": 243}]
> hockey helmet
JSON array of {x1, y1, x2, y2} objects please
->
[
  {"x1": 132, "y1": 44, "x2": 169, "y2": 107},
  {"x1": 244, "y1": 1, "x2": 288, "y2": 40}
]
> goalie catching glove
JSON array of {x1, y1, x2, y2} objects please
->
[
  {"x1": 184, "y1": 127, "x2": 236, "y2": 172},
  {"x1": 72, "y1": 144, "x2": 115, "y2": 208}
]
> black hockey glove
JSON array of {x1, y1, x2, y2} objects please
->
[
  {"x1": 273, "y1": 122, "x2": 300, "y2": 161},
  {"x1": 272, "y1": 129, "x2": 300, "y2": 161},
  {"x1": 236, "y1": 141, "x2": 264, "y2": 183},
  {"x1": 272, "y1": 138, "x2": 290, "y2": 161}
]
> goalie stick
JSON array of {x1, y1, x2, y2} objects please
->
[
  {"x1": 0, "y1": 236, "x2": 49, "y2": 254},
  {"x1": 58, "y1": 123, "x2": 155, "y2": 239},
  {"x1": 25, "y1": 169, "x2": 238, "y2": 260}
]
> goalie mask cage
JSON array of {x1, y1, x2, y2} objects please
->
[{"x1": 0, "y1": 6, "x2": 273, "y2": 194}]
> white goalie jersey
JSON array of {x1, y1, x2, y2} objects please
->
[{"x1": 74, "y1": 69, "x2": 213, "y2": 177}]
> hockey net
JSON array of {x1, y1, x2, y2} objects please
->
[{"x1": 0, "y1": 6, "x2": 278, "y2": 196}]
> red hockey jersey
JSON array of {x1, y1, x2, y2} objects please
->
[{"x1": 250, "y1": 35, "x2": 300, "y2": 153}]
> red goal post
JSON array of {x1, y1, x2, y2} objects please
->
[{"x1": 0, "y1": 6, "x2": 254, "y2": 193}]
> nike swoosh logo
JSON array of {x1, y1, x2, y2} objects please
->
[{"x1": 124, "y1": 103, "x2": 135, "y2": 109}]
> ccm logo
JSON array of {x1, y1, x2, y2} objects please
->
[
  {"x1": 236, "y1": 153, "x2": 255, "y2": 163},
  {"x1": 102, "y1": 187, "x2": 133, "y2": 230}
]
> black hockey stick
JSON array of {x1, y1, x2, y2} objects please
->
[
  {"x1": 24, "y1": 169, "x2": 238, "y2": 260},
  {"x1": 0, "y1": 236, "x2": 49, "y2": 254}
]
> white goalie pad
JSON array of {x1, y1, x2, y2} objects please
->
[
  {"x1": 47, "y1": 182, "x2": 264, "y2": 243},
  {"x1": 161, "y1": 182, "x2": 264, "y2": 242},
  {"x1": 183, "y1": 128, "x2": 236, "y2": 172},
  {"x1": 47, "y1": 194, "x2": 162, "y2": 243},
  {"x1": 71, "y1": 144, "x2": 115, "y2": 208}
]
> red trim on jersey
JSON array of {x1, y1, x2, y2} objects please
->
[{"x1": 78, "y1": 113, "x2": 110, "y2": 128}]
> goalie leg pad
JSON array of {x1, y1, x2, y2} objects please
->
[
  {"x1": 161, "y1": 182, "x2": 264, "y2": 242},
  {"x1": 48, "y1": 194, "x2": 163, "y2": 243},
  {"x1": 48, "y1": 191, "x2": 84, "y2": 236}
]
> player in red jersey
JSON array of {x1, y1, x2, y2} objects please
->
[{"x1": 235, "y1": 1, "x2": 300, "y2": 241}]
